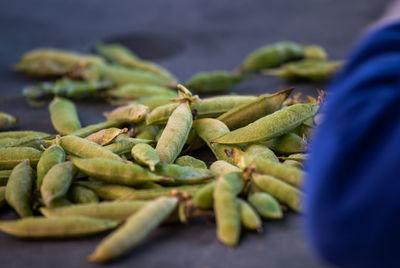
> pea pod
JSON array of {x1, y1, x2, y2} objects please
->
[
  {"x1": 105, "y1": 136, "x2": 154, "y2": 155},
  {"x1": 131, "y1": 143, "x2": 160, "y2": 171},
  {"x1": 85, "y1": 128, "x2": 127, "y2": 146},
  {"x1": 88, "y1": 197, "x2": 178, "y2": 263},
  {"x1": 0, "y1": 170, "x2": 12, "y2": 186},
  {"x1": 36, "y1": 144, "x2": 66, "y2": 189},
  {"x1": 68, "y1": 185, "x2": 99, "y2": 204},
  {"x1": 283, "y1": 159, "x2": 303, "y2": 169},
  {"x1": 133, "y1": 95, "x2": 175, "y2": 110},
  {"x1": 252, "y1": 173, "x2": 302, "y2": 212},
  {"x1": 5, "y1": 160, "x2": 34, "y2": 217},
  {"x1": 238, "y1": 199, "x2": 262, "y2": 232},
  {"x1": 248, "y1": 192, "x2": 282, "y2": 219},
  {"x1": 175, "y1": 155, "x2": 207, "y2": 169},
  {"x1": 0, "y1": 112, "x2": 17, "y2": 130},
  {"x1": 154, "y1": 164, "x2": 215, "y2": 185},
  {"x1": 60, "y1": 135, "x2": 122, "y2": 161},
  {"x1": 0, "y1": 186, "x2": 5, "y2": 208},
  {"x1": 104, "y1": 104, "x2": 149, "y2": 123},
  {"x1": 49, "y1": 97, "x2": 81, "y2": 134},
  {"x1": 209, "y1": 160, "x2": 241, "y2": 175},
  {"x1": 41, "y1": 161, "x2": 76, "y2": 207},
  {"x1": 0, "y1": 130, "x2": 50, "y2": 139},
  {"x1": 0, "y1": 147, "x2": 42, "y2": 170},
  {"x1": 264, "y1": 133, "x2": 306, "y2": 154},
  {"x1": 0, "y1": 135, "x2": 45, "y2": 150},
  {"x1": 0, "y1": 216, "x2": 118, "y2": 238},
  {"x1": 245, "y1": 144, "x2": 278, "y2": 162},
  {"x1": 304, "y1": 45, "x2": 328, "y2": 61},
  {"x1": 212, "y1": 103, "x2": 319, "y2": 144},
  {"x1": 184, "y1": 70, "x2": 245, "y2": 93},
  {"x1": 40, "y1": 200, "x2": 148, "y2": 220},
  {"x1": 72, "y1": 158, "x2": 171, "y2": 186},
  {"x1": 70, "y1": 119, "x2": 127, "y2": 138},
  {"x1": 107, "y1": 84, "x2": 178, "y2": 100}
]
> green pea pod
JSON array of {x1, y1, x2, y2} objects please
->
[
  {"x1": 133, "y1": 95, "x2": 175, "y2": 110},
  {"x1": 88, "y1": 196, "x2": 177, "y2": 263},
  {"x1": 104, "y1": 136, "x2": 154, "y2": 155},
  {"x1": 70, "y1": 119, "x2": 127, "y2": 138},
  {"x1": 0, "y1": 216, "x2": 118, "y2": 238},
  {"x1": 0, "y1": 135, "x2": 45, "y2": 150},
  {"x1": 245, "y1": 144, "x2": 278, "y2": 162},
  {"x1": 283, "y1": 159, "x2": 303, "y2": 169},
  {"x1": 184, "y1": 70, "x2": 245, "y2": 93},
  {"x1": 213, "y1": 103, "x2": 319, "y2": 145},
  {"x1": 40, "y1": 200, "x2": 148, "y2": 220},
  {"x1": 5, "y1": 160, "x2": 34, "y2": 217},
  {"x1": 107, "y1": 84, "x2": 178, "y2": 100},
  {"x1": 36, "y1": 144, "x2": 66, "y2": 189},
  {"x1": 0, "y1": 130, "x2": 51, "y2": 139},
  {"x1": 76, "y1": 181, "x2": 203, "y2": 201},
  {"x1": 14, "y1": 48, "x2": 105, "y2": 77},
  {"x1": 41, "y1": 161, "x2": 76, "y2": 207},
  {"x1": 217, "y1": 88, "x2": 293, "y2": 130},
  {"x1": 0, "y1": 112, "x2": 17, "y2": 130},
  {"x1": 49, "y1": 97, "x2": 81, "y2": 134},
  {"x1": 248, "y1": 192, "x2": 282, "y2": 219},
  {"x1": 0, "y1": 186, "x2": 5, "y2": 208},
  {"x1": 85, "y1": 127, "x2": 127, "y2": 146},
  {"x1": 280, "y1": 153, "x2": 308, "y2": 162},
  {"x1": 0, "y1": 170, "x2": 12, "y2": 186},
  {"x1": 175, "y1": 155, "x2": 207, "y2": 169},
  {"x1": 304, "y1": 45, "x2": 328, "y2": 61},
  {"x1": 131, "y1": 143, "x2": 160, "y2": 171},
  {"x1": 240, "y1": 41, "x2": 304, "y2": 72},
  {"x1": 60, "y1": 135, "x2": 122, "y2": 161},
  {"x1": 68, "y1": 185, "x2": 99, "y2": 204},
  {"x1": 154, "y1": 164, "x2": 215, "y2": 185},
  {"x1": 104, "y1": 104, "x2": 149, "y2": 123},
  {"x1": 238, "y1": 199, "x2": 262, "y2": 232},
  {"x1": 0, "y1": 147, "x2": 42, "y2": 170},
  {"x1": 209, "y1": 160, "x2": 241, "y2": 175},
  {"x1": 135, "y1": 125, "x2": 158, "y2": 140},
  {"x1": 264, "y1": 133, "x2": 306, "y2": 154},
  {"x1": 72, "y1": 157, "x2": 171, "y2": 186},
  {"x1": 147, "y1": 95, "x2": 256, "y2": 126}
]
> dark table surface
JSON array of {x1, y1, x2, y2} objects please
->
[{"x1": 0, "y1": 0, "x2": 389, "y2": 267}]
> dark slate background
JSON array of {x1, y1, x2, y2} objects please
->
[{"x1": 0, "y1": 0, "x2": 389, "y2": 267}]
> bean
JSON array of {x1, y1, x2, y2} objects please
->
[
  {"x1": 0, "y1": 147, "x2": 42, "y2": 170},
  {"x1": 36, "y1": 144, "x2": 66, "y2": 189},
  {"x1": 264, "y1": 133, "x2": 306, "y2": 154},
  {"x1": 184, "y1": 71, "x2": 245, "y2": 93},
  {"x1": 240, "y1": 41, "x2": 304, "y2": 72},
  {"x1": 131, "y1": 143, "x2": 160, "y2": 171},
  {"x1": 212, "y1": 103, "x2": 318, "y2": 144},
  {"x1": 41, "y1": 161, "x2": 76, "y2": 207},
  {"x1": 5, "y1": 160, "x2": 34, "y2": 217},
  {"x1": 70, "y1": 119, "x2": 127, "y2": 138},
  {"x1": 147, "y1": 95, "x2": 256, "y2": 126},
  {"x1": 60, "y1": 135, "x2": 122, "y2": 161},
  {"x1": 245, "y1": 144, "x2": 278, "y2": 162},
  {"x1": 209, "y1": 160, "x2": 241, "y2": 175},
  {"x1": 304, "y1": 45, "x2": 328, "y2": 61},
  {"x1": 14, "y1": 48, "x2": 105, "y2": 77},
  {"x1": 238, "y1": 199, "x2": 262, "y2": 232},
  {"x1": 154, "y1": 164, "x2": 215, "y2": 185},
  {"x1": 248, "y1": 192, "x2": 282, "y2": 219},
  {"x1": 0, "y1": 186, "x2": 6, "y2": 208},
  {"x1": 76, "y1": 181, "x2": 202, "y2": 201},
  {"x1": 0, "y1": 216, "x2": 118, "y2": 238},
  {"x1": 217, "y1": 88, "x2": 293, "y2": 130},
  {"x1": 0, "y1": 170, "x2": 12, "y2": 186},
  {"x1": 175, "y1": 155, "x2": 207, "y2": 169},
  {"x1": 252, "y1": 173, "x2": 302, "y2": 212},
  {"x1": 49, "y1": 97, "x2": 81, "y2": 134},
  {"x1": 104, "y1": 136, "x2": 154, "y2": 155},
  {"x1": 88, "y1": 197, "x2": 178, "y2": 263},
  {"x1": 104, "y1": 104, "x2": 149, "y2": 123},
  {"x1": 40, "y1": 200, "x2": 148, "y2": 220},
  {"x1": 107, "y1": 84, "x2": 178, "y2": 100},
  {"x1": 68, "y1": 185, "x2": 99, "y2": 204},
  {"x1": 0, "y1": 112, "x2": 17, "y2": 130},
  {"x1": 0, "y1": 130, "x2": 50, "y2": 139},
  {"x1": 214, "y1": 175, "x2": 241, "y2": 247},
  {"x1": 72, "y1": 158, "x2": 171, "y2": 186},
  {"x1": 86, "y1": 128, "x2": 127, "y2": 146}
]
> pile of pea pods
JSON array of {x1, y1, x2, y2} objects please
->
[{"x1": 0, "y1": 41, "x2": 323, "y2": 263}]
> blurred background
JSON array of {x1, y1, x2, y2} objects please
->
[{"x1": 0, "y1": 0, "x2": 390, "y2": 267}]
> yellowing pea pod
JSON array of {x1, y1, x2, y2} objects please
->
[
  {"x1": 0, "y1": 170, "x2": 12, "y2": 186},
  {"x1": 252, "y1": 173, "x2": 303, "y2": 212},
  {"x1": 0, "y1": 186, "x2": 5, "y2": 208},
  {"x1": 72, "y1": 157, "x2": 172, "y2": 187},
  {"x1": 107, "y1": 84, "x2": 178, "y2": 100},
  {"x1": 0, "y1": 216, "x2": 119, "y2": 238},
  {"x1": 0, "y1": 147, "x2": 42, "y2": 170},
  {"x1": 104, "y1": 136, "x2": 154, "y2": 155},
  {"x1": 88, "y1": 197, "x2": 178, "y2": 263},
  {"x1": 0, "y1": 112, "x2": 17, "y2": 131},
  {"x1": 238, "y1": 199, "x2": 262, "y2": 232},
  {"x1": 264, "y1": 132, "x2": 306, "y2": 155},
  {"x1": 68, "y1": 185, "x2": 99, "y2": 204},
  {"x1": 217, "y1": 88, "x2": 293, "y2": 130},
  {"x1": 131, "y1": 143, "x2": 160, "y2": 171},
  {"x1": 70, "y1": 119, "x2": 128, "y2": 138},
  {"x1": 175, "y1": 155, "x2": 207, "y2": 169},
  {"x1": 156, "y1": 85, "x2": 198, "y2": 164},
  {"x1": 13, "y1": 48, "x2": 105, "y2": 77},
  {"x1": 104, "y1": 104, "x2": 149, "y2": 123},
  {"x1": 146, "y1": 95, "x2": 256, "y2": 126},
  {"x1": 154, "y1": 164, "x2": 215, "y2": 185},
  {"x1": 245, "y1": 144, "x2": 279, "y2": 162},
  {"x1": 5, "y1": 160, "x2": 34, "y2": 217},
  {"x1": 212, "y1": 103, "x2": 319, "y2": 145},
  {"x1": 60, "y1": 135, "x2": 122, "y2": 162},
  {"x1": 304, "y1": 45, "x2": 328, "y2": 61},
  {"x1": 85, "y1": 128, "x2": 128, "y2": 146},
  {"x1": 240, "y1": 41, "x2": 304, "y2": 72},
  {"x1": 36, "y1": 144, "x2": 66, "y2": 189},
  {"x1": 184, "y1": 70, "x2": 246, "y2": 93},
  {"x1": 41, "y1": 161, "x2": 77, "y2": 207},
  {"x1": 40, "y1": 200, "x2": 148, "y2": 220},
  {"x1": 49, "y1": 97, "x2": 81, "y2": 134},
  {"x1": 248, "y1": 192, "x2": 283, "y2": 219}
]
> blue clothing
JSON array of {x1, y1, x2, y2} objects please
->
[{"x1": 305, "y1": 21, "x2": 400, "y2": 267}]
